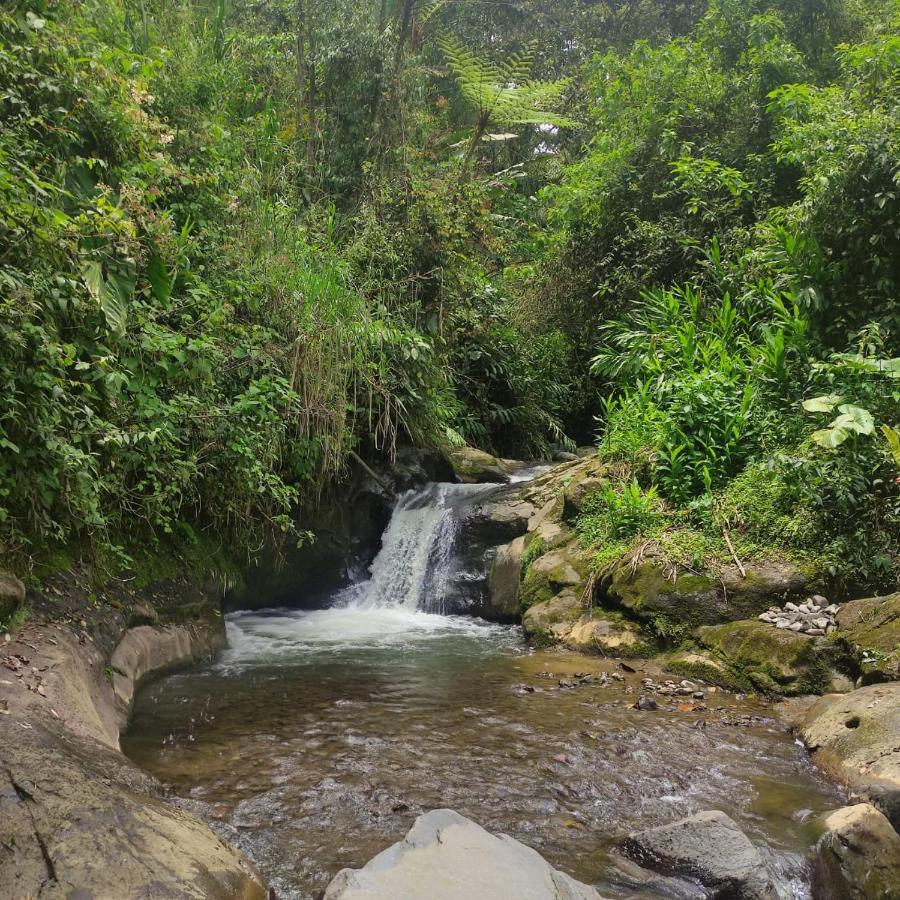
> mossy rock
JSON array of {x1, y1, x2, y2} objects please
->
[
  {"x1": 608, "y1": 557, "x2": 812, "y2": 628},
  {"x1": 697, "y1": 619, "x2": 833, "y2": 696},
  {"x1": 834, "y1": 592, "x2": 900, "y2": 683},
  {"x1": 519, "y1": 537, "x2": 592, "y2": 611},
  {"x1": 522, "y1": 588, "x2": 584, "y2": 644},
  {"x1": 665, "y1": 650, "x2": 751, "y2": 692},
  {"x1": 565, "y1": 611, "x2": 654, "y2": 657},
  {"x1": 447, "y1": 446, "x2": 521, "y2": 484}
]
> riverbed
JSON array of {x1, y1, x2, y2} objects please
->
[{"x1": 124, "y1": 606, "x2": 843, "y2": 899}]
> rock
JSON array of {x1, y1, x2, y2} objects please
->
[
  {"x1": 323, "y1": 808, "x2": 604, "y2": 899},
  {"x1": 811, "y1": 804, "x2": 900, "y2": 899},
  {"x1": 697, "y1": 619, "x2": 834, "y2": 696},
  {"x1": 127, "y1": 602, "x2": 159, "y2": 627},
  {"x1": 633, "y1": 696, "x2": 658, "y2": 711},
  {"x1": 446, "y1": 446, "x2": 524, "y2": 484},
  {"x1": 486, "y1": 536, "x2": 526, "y2": 620},
  {"x1": 621, "y1": 810, "x2": 777, "y2": 899},
  {"x1": 834, "y1": 592, "x2": 900, "y2": 682},
  {"x1": 608, "y1": 557, "x2": 811, "y2": 628},
  {"x1": 665, "y1": 651, "x2": 747, "y2": 691},
  {"x1": 793, "y1": 684, "x2": 900, "y2": 825},
  {"x1": 0, "y1": 614, "x2": 266, "y2": 899},
  {"x1": 523, "y1": 589, "x2": 584, "y2": 646},
  {"x1": 564, "y1": 614, "x2": 651, "y2": 657},
  {"x1": 0, "y1": 570, "x2": 25, "y2": 623},
  {"x1": 812, "y1": 594, "x2": 829, "y2": 608}
]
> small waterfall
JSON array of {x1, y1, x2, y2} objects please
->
[{"x1": 340, "y1": 482, "x2": 495, "y2": 614}]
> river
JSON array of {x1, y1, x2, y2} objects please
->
[{"x1": 123, "y1": 481, "x2": 844, "y2": 898}]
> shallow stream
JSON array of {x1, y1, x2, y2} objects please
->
[{"x1": 124, "y1": 481, "x2": 844, "y2": 898}]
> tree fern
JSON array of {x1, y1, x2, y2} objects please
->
[{"x1": 438, "y1": 34, "x2": 577, "y2": 166}]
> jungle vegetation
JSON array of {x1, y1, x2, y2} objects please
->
[{"x1": 1, "y1": 0, "x2": 897, "y2": 592}]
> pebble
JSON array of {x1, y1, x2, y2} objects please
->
[
  {"x1": 633, "y1": 696, "x2": 657, "y2": 711},
  {"x1": 759, "y1": 595, "x2": 839, "y2": 635}
]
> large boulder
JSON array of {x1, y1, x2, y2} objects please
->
[
  {"x1": 324, "y1": 808, "x2": 604, "y2": 900},
  {"x1": 0, "y1": 570, "x2": 25, "y2": 623},
  {"x1": 620, "y1": 810, "x2": 777, "y2": 899},
  {"x1": 793, "y1": 683, "x2": 900, "y2": 826},
  {"x1": 835, "y1": 592, "x2": 900, "y2": 683},
  {"x1": 811, "y1": 804, "x2": 900, "y2": 899},
  {"x1": 608, "y1": 558, "x2": 811, "y2": 628},
  {"x1": 447, "y1": 446, "x2": 524, "y2": 484},
  {"x1": 564, "y1": 614, "x2": 652, "y2": 657},
  {"x1": 487, "y1": 536, "x2": 526, "y2": 620},
  {"x1": 696, "y1": 619, "x2": 834, "y2": 695},
  {"x1": 522, "y1": 588, "x2": 584, "y2": 645}
]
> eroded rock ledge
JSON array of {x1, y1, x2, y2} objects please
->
[{"x1": 0, "y1": 579, "x2": 266, "y2": 900}]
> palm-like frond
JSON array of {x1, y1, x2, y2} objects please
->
[{"x1": 438, "y1": 34, "x2": 578, "y2": 138}]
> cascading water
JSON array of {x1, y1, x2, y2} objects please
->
[
  {"x1": 338, "y1": 481, "x2": 496, "y2": 614},
  {"x1": 220, "y1": 480, "x2": 509, "y2": 663}
]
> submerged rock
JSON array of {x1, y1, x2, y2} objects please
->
[
  {"x1": 811, "y1": 803, "x2": 900, "y2": 899},
  {"x1": 621, "y1": 810, "x2": 777, "y2": 899},
  {"x1": 323, "y1": 808, "x2": 605, "y2": 899}
]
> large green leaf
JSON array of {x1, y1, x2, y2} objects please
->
[
  {"x1": 835, "y1": 404, "x2": 875, "y2": 435},
  {"x1": 801, "y1": 393, "x2": 843, "y2": 413}
]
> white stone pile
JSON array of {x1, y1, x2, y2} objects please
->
[{"x1": 757, "y1": 594, "x2": 839, "y2": 635}]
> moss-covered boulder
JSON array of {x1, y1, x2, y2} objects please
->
[
  {"x1": 0, "y1": 571, "x2": 25, "y2": 624},
  {"x1": 664, "y1": 650, "x2": 749, "y2": 691},
  {"x1": 835, "y1": 592, "x2": 900, "y2": 683},
  {"x1": 447, "y1": 446, "x2": 522, "y2": 483},
  {"x1": 565, "y1": 612, "x2": 653, "y2": 657},
  {"x1": 519, "y1": 537, "x2": 592, "y2": 610},
  {"x1": 696, "y1": 620, "x2": 833, "y2": 696},
  {"x1": 522, "y1": 589, "x2": 584, "y2": 645},
  {"x1": 608, "y1": 557, "x2": 811, "y2": 628}
]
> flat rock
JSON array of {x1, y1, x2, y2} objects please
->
[
  {"x1": 794, "y1": 683, "x2": 900, "y2": 826},
  {"x1": 324, "y1": 809, "x2": 604, "y2": 900},
  {"x1": 811, "y1": 804, "x2": 900, "y2": 899},
  {"x1": 621, "y1": 810, "x2": 777, "y2": 899}
]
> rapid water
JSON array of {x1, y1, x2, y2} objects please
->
[{"x1": 124, "y1": 480, "x2": 845, "y2": 899}]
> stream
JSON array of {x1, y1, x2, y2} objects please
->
[{"x1": 123, "y1": 480, "x2": 844, "y2": 899}]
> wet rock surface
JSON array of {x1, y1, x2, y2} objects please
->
[
  {"x1": 621, "y1": 810, "x2": 778, "y2": 899},
  {"x1": 811, "y1": 803, "x2": 900, "y2": 900},
  {"x1": 0, "y1": 591, "x2": 267, "y2": 900},
  {"x1": 323, "y1": 808, "x2": 605, "y2": 899}
]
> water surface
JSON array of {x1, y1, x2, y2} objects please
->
[{"x1": 124, "y1": 607, "x2": 843, "y2": 899}]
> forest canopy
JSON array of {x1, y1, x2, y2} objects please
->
[{"x1": 1, "y1": 0, "x2": 898, "y2": 591}]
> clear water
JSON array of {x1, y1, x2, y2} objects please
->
[{"x1": 123, "y1": 483, "x2": 844, "y2": 899}]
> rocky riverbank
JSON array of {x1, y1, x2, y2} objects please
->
[{"x1": 0, "y1": 568, "x2": 267, "y2": 899}]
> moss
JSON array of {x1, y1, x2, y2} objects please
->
[
  {"x1": 833, "y1": 593, "x2": 900, "y2": 682},
  {"x1": 520, "y1": 568, "x2": 554, "y2": 610},
  {"x1": 666, "y1": 652, "x2": 751, "y2": 691},
  {"x1": 697, "y1": 619, "x2": 835, "y2": 697},
  {"x1": 521, "y1": 536, "x2": 547, "y2": 574}
]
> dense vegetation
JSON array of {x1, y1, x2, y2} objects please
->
[{"x1": 1, "y1": 0, "x2": 897, "y2": 594}]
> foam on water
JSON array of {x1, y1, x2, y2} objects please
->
[{"x1": 221, "y1": 606, "x2": 519, "y2": 666}]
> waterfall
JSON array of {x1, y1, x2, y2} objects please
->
[{"x1": 338, "y1": 482, "x2": 495, "y2": 614}]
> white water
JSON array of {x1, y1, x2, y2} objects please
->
[{"x1": 222, "y1": 480, "x2": 515, "y2": 666}]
